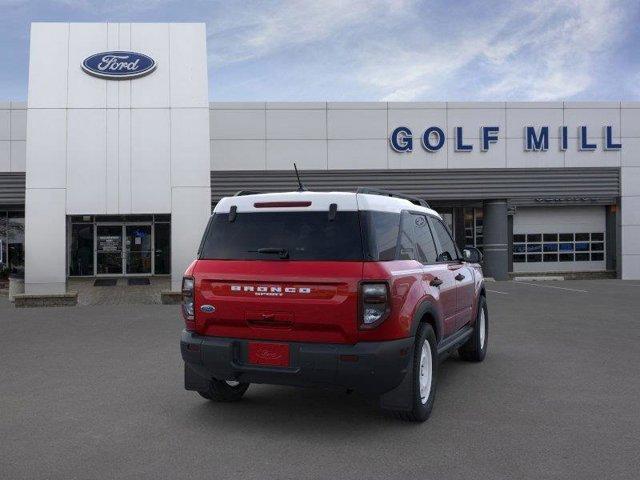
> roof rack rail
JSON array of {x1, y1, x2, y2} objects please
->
[
  {"x1": 356, "y1": 187, "x2": 430, "y2": 209},
  {"x1": 233, "y1": 190, "x2": 261, "y2": 197}
]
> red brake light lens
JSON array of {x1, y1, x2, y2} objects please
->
[{"x1": 182, "y1": 276, "x2": 195, "y2": 327}]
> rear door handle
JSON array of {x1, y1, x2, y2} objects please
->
[
  {"x1": 429, "y1": 277, "x2": 443, "y2": 287},
  {"x1": 455, "y1": 273, "x2": 465, "y2": 281}
]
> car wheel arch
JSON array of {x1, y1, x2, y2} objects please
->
[{"x1": 411, "y1": 301, "x2": 442, "y2": 344}]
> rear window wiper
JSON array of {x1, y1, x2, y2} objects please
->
[{"x1": 249, "y1": 247, "x2": 290, "y2": 259}]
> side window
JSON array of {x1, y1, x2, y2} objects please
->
[
  {"x1": 363, "y1": 211, "x2": 401, "y2": 261},
  {"x1": 412, "y1": 214, "x2": 438, "y2": 264},
  {"x1": 430, "y1": 217, "x2": 459, "y2": 262},
  {"x1": 397, "y1": 212, "x2": 417, "y2": 260}
]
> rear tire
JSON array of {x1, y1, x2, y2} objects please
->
[
  {"x1": 197, "y1": 378, "x2": 249, "y2": 402},
  {"x1": 458, "y1": 295, "x2": 488, "y2": 362},
  {"x1": 391, "y1": 323, "x2": 438, "y2": 422}
]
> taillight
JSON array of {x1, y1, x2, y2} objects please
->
[
  {"x1": 360, "y1": 282, "x2": 390, "y2": 329},
  {"x1": 182, "y1": 276, "x2": 195, "y2": 329}
]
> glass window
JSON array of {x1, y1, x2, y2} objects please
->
[
  {"x1": 69, "y1": 224, "x2": 94, "y2": 276},
  {"x1": 591, "y1": 233, "x2": 604, "y2": 241},
  {"x1": 591, "y1": 252, "x2": 604, "y2": 261},
  {"x1": 513, "y1": 244, "x2": 526, "y2": 253},
  {"x1": 575, "y1": 242, "x2": 589, "y2": 252},
  {"x1": 430, "y1": 218, "x2": 458, "y2": 262},
  {"x1": 527, "y1": 234, "x2": 542, "y2": 242},
  {"x1": 397, "y1": 212, "x2": 417, "y2": 261},
  {"x1": 575, "y1": 233, "x2": 590, "y2": 241},
  {"x1": 7, "y1": 212, "x2": 24, "y2": 274},
  {"x1": 560, "y1": 253, "x2": 574, "y2": 262},
  {"x1": 591, "y1": 242, "x2": 604, "y2": 252},
  {"x1": 200, "y1": 211, "x2": 364, "y2": 261},
  {"x1": 575, "y1": 253, "x2": 590, "y2": 261},
  {"x1": 412, "y1": 214, "x2": 438, "y2": 264},
  {"x1": 543, "y1": 253, "x2": 558, "y2": 262},
  {"x1": 543, "y1": 233, "x2": 558, "y2": 241},
  {"x1": 513, "y1": 234, "x2": 526, "y2": 243},
  {"x1": 543, "y1": 243, "x2": 558, "y2": 252},
  {"x1": 527, "y1": 244, "x2": 542, "y2": 252},
  {"x1": 362, "y1": 211, "x2": 401, "y2": 261},
  {"x1": 154, "y1": 223, "x2": 171, "y2": 274},
  {"x1": 559, "y1": 233, "x2": 573, "y2": 241},
  {"x1": 527, "y1": 254, "x2": 542, "y2": 262},
  {"x1": 513, "y1": 254, "x2": 526, "y2": 263}
]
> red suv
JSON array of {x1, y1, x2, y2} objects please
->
[{"x1": 180, "y1": 189, "x2": 488, "y2": 421}]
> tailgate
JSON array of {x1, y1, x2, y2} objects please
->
[{"x1": 193, "y1": 260, "x2": 363, "y2": 344}]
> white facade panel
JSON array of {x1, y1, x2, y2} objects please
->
[
  {"x1": 446, "y1": 138, "x2": 507, "y2": 169},
  {"x1": 10, "y1": 141, "x2": 26, "y2": 172},
  {"x1": 105, "y1": 108, "x2": 119, "y2": 213},
  {"x1": 66, "y1": 109, "x2": 107, "y2": 214},
  {"x1": 506, "y1": 138, "x2": 565, "y2": 168},
  {"x1": 0, "y1": 141, "x2": 9, "y2": 171},
  {"x1": 564, "y1": 107, "x2": 621, "y2": 138},
  {"x1": 564, "y1": 144, "x2": 620, "y2": 168},
  {"x1": 25, "y1": 109, "x2": 67, "y2": 189},
  {"x1": 506, "y1": 108, "x2": 563, "y2": 138},
  {"x1": 117, "y1": 23, "x2": 132, "y2": 109},
  {"x1": 24, "y1": 188, "x2": 66, "y2": 294},
  {"x1": 211, "y1": 140, "x2": 265, "y2": 170},
  {"x1": 621, "y1": 108, "x2": 640, "y2": 138},
  {"x1": 621, "y1": 138, "x2": 640, "y2": 167},
  {"x1": 388, "y1": 144, "x2": 446, "y2": 170},
  {"x1": 328, "y1": 139, "x2": 387, "y2": 169},
  {"x1": 266, "y1": 140, "x2": 327, "y2": 170},
  {"x1": 621, "y1": 166, "x2": 640, "y2": 196},
  {"x1": 447, "y1": 108, "x2": 506, "y2": 140},
  {"x1": 67, "y1": 23, "x2": 108, "y2": 109},
  {"x1": 171, "y1": 186, "x2": 211, "y2": 291},
  {"x1": 327, "y1": 109, "x2": 387, "y2": 139},
  {"x1": 210, "y1": 109, "x2": 265, "y2": 140},
  {"x1": 169, "y1": 23, "x2": 209, "y2": 108},
  {"x1": 10, "y1": 109, "x2": 27, "y2": 141},
  {"x1": 266, "y1": 109, "x2": 326, "y2": 139},
  {"x1": 171, "y1": 108, "x2": 211, "y2": 187},
  {"x1": 0, "y1": 109, "x2": 10, "y2": 140},
  {"x1": 130, "y1": 108, "x2": 171, "y2": 212},
  {"x1": 130, "y1": 23, "x2": 171, "y2": 108},
  {"x1": 117, "y1": 109, "x2": 132, "y2": 213},
  {"x1": 27, "y1": 23, "x2": 68, "y2": 108}
]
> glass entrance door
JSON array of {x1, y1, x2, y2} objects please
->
[
  {"x1": 96, "y1": 225, "x2": 123, "y2": 275},
  {"x1": 125, "y1": 225, "x2": 152, "y2": 275}
]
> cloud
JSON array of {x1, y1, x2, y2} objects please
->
[
  {"x1": 207, "y1": 0, "x2": 414, "y2": 66},
  {"x1": 361, "y1": 0, "x2": 629, "y2": 101}
]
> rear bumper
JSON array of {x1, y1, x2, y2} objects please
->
[{"x1": 180, "y1": 330, "x2": 413, "y2": 395}]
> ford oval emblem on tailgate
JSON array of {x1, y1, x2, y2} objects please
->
[{"x1": 200, "y1": 304, "x2": 215, "y2": 313}]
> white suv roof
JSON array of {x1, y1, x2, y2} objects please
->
[{"x1": 214, "y1": 191, "x2": 440, "y2": 218}]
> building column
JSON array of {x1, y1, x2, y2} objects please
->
[
  {"x1": 482, "y1": 200, "x2": 509, "y2": 280},
  {"x1": 24, "y1": 188, "x2": 67, "y2": 294}
]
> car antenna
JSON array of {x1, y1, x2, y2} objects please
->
[{"x1": 293, "y1": 163, "x2": 307, "y2": 191}]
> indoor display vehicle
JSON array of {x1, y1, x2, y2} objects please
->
[{"x1": 180, "y1": 187, "x2": 488, "y2": 422}]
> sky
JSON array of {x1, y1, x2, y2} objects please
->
[{"x1": 1, "y1": 0, "x2": 639, "y2": 102}]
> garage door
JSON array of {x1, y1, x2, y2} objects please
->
[{"x1": 513, "y1": 206, "x2": 606, "y2": 273}]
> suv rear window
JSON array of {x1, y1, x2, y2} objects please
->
[{"x1": 200, "y1": 212, "x2": 364, "y2": 261}]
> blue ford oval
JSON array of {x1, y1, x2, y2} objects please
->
[{"x1": 82, "y1": 51, "x2": 156, "y2": 79}]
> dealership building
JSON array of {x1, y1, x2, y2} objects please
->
[{"x1": 1, "y1": 22, "x2": 640, "y2": 296}]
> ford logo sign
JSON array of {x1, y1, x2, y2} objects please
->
[
  {"x1": 82, "y1": 51, "x2": 156, "y2": 80},
  {"x1": 200, "y1": 305, "x2": 216, "y2": 313}
]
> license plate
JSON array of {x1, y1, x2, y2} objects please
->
[{"x1": 248, "y1": 342, "x2": 290, "y2": 367}]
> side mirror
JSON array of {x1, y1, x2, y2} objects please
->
[{"x1": 462, "y1": 247, "x2": 483, "y2": 264}]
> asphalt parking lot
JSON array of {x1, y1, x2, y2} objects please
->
[{"x1": 1, "y1": 280, "x2": 640, "y2": 480}]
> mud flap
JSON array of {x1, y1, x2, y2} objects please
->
[
  {"x1": 378, "y1": 344, "x2": 414, "y2": 412},
  {"x1": 184, "y1": 363, "x2": 211, "y2": 391}
]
